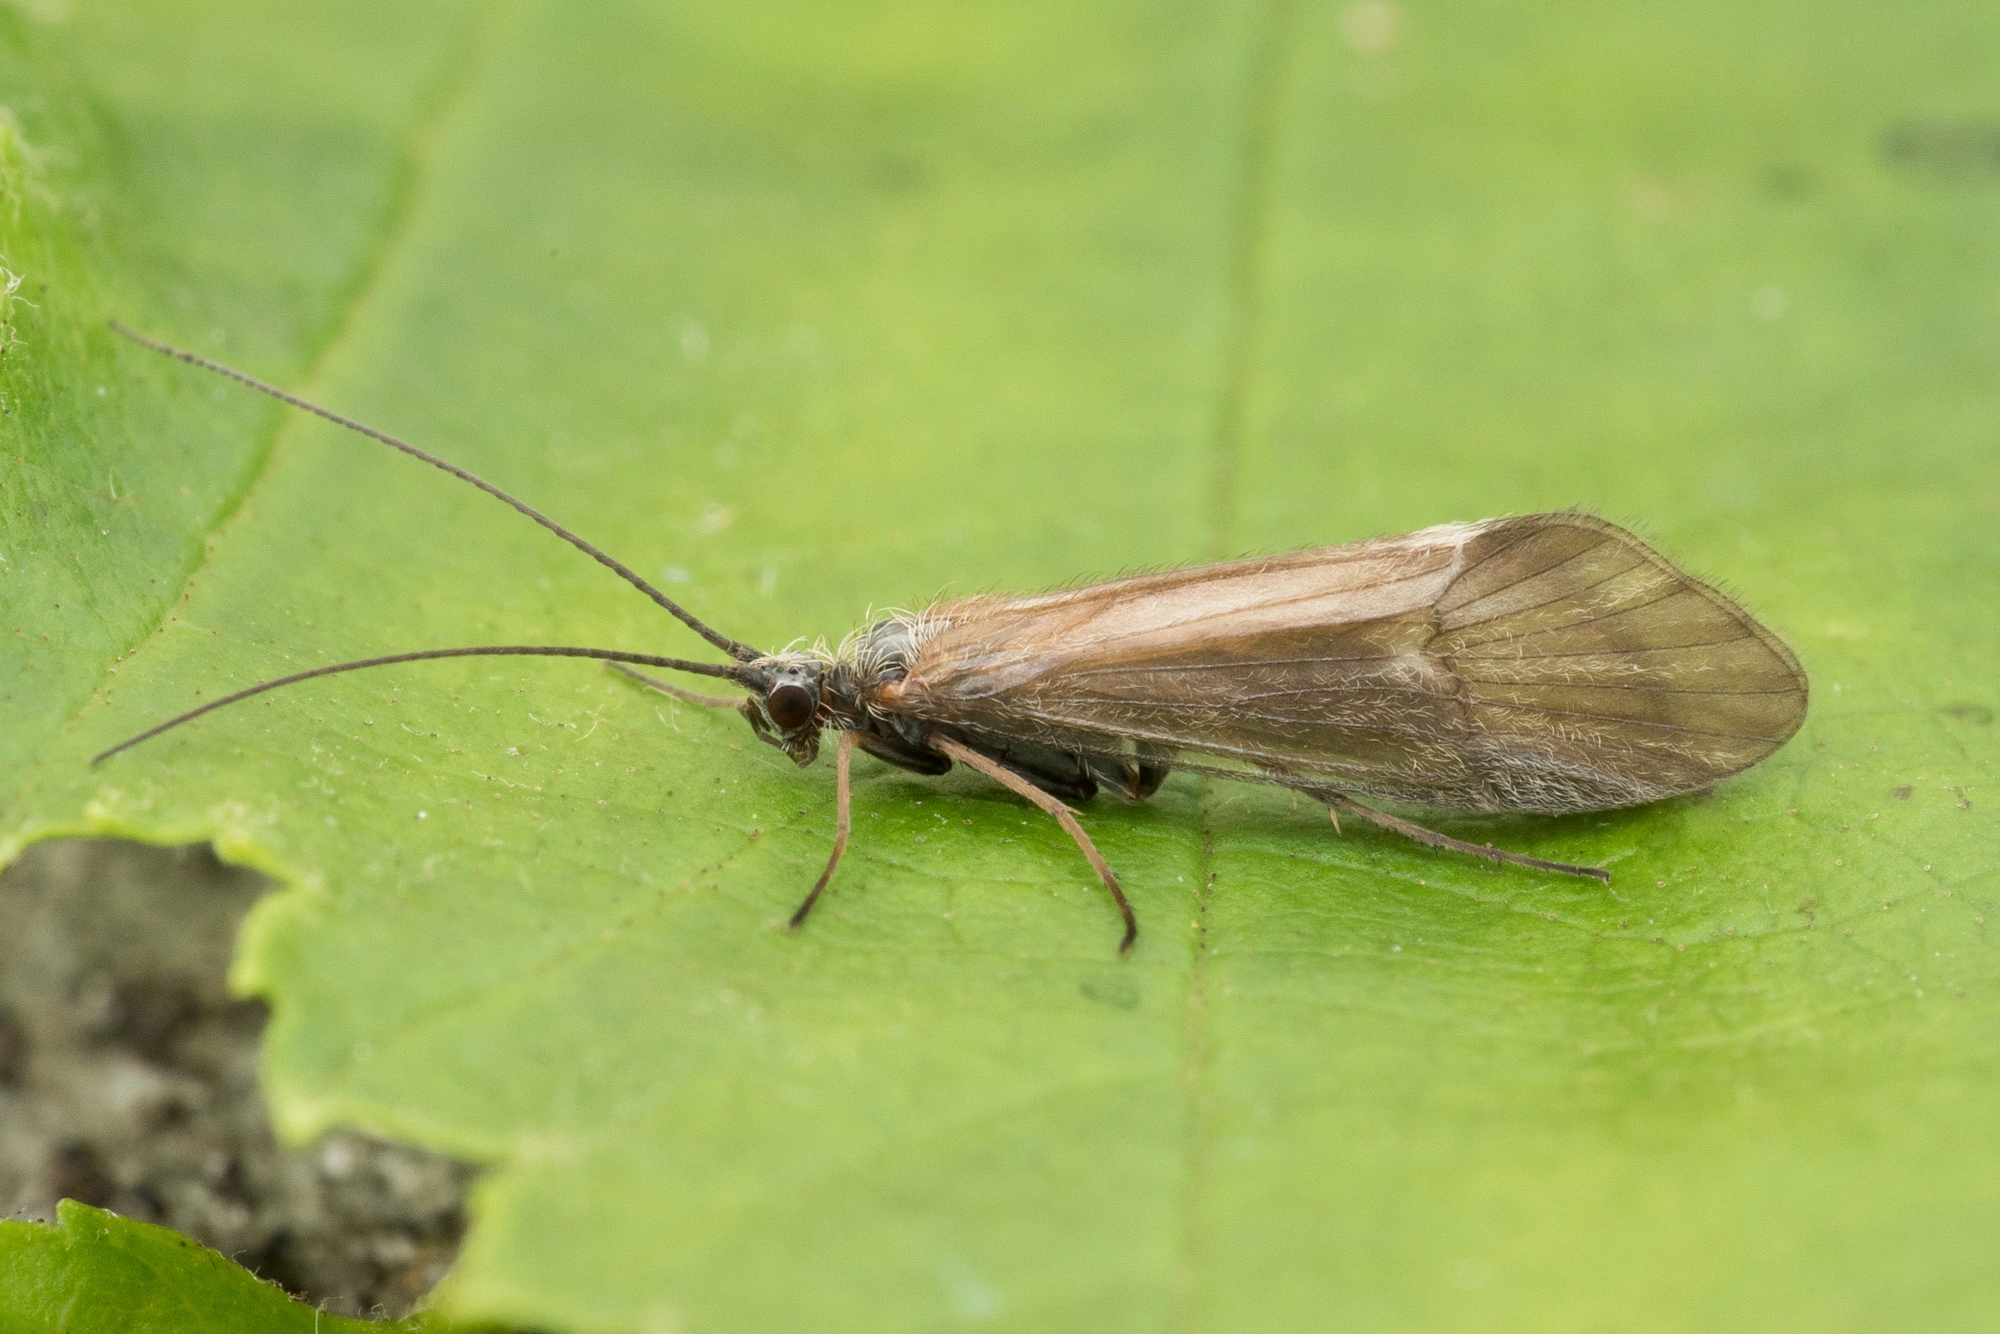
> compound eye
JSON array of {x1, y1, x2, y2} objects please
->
[{"x1": 766, "y1": 682, "x2": 816, "y2": 731}]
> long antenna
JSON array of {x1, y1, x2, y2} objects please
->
[
  {"x1": 92, "y1": 644, "x2": 748, "y2": 765},
  {"x1": 110, "y1": 321, "x2": 762, "y2": 663}
]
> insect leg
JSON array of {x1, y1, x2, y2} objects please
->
[
  {"x1": 1323, "y1": 793, "x2": 1611, "y2": 883},
  {"x1": 608, "y1": 662, "x2": 746, "y2": 710},
  {"x1": 788, "y1": 729, "x2": 856, "y2": 931},
  {"x1": 928, "y1": 734, "x2": 1138, "y2": 953}
]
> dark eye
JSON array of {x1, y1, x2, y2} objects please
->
[{"x1": 767, "y1": 683, "x2": 815, "y2": 731}]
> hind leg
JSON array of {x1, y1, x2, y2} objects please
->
[{"x1": 1312, "y1": 789, "x2": 1610, "y2": 883}]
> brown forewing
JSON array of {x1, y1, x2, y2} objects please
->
[{"x1": 873, "y1": 514, "x2": 1808, "y2": 813}]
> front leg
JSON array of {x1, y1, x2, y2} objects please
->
[{"x1": 788, "y1": 730, "x2": 857, "y2": 930}]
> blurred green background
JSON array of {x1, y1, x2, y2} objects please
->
[{"x1": 1, "y1": 1, "x2": 1996, "y2": 1330}]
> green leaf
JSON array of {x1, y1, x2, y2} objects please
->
[
  {"x1": 0, "y1": 1201, "x2": 465, "y2": 1334},
  {"x1": 4, "y1": 2, "x2": 1998, "y2": 1332}
]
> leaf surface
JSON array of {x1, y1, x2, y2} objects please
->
[{"x1": 0, "y1": 1201, "x2": 470, "y2": 1334}]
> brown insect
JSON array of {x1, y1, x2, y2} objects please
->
[{"x1": 100, "y1": 323, "x2": 1810, "y2": 952}]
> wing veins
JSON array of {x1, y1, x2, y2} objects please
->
[
  {"x1": 1445, "y1": 524, "x2": 1575, "y2": 587},
  {"x1": 1059, "y1": 651, "x2": 1405, "y2": 678},
  {"x1": 1069, "y1": 563, "x2": 1447, "y2": 640},
  {"x1": 1444, "y1": 549, "x2": 1650, "y2": 630},
  {"x1": 1447, "y1": 586, "x2": 1687, "y2": 650},
  {"x1": 994, "y1": 707, "x2": 1460, "y2": 752},
  {"x1": 1453, "y1": 633, "x2": 1758, "y2": 661},
  {"x1": 1456, "y1": 678, "x2": 1802, "y2": 697},
  {"x1": 1471, "y1": 700, "x2": 1782, "y2": 742}
]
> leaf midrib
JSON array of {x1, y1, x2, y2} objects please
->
[{"x1": 1178, "y1": 1, "x2": 1299, "y2": 1327}]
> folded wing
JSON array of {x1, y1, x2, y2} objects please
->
[{"x1": 884, "y1": 514, "x2": 1808, "y2": 813}]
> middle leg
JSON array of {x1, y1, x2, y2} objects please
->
[{"x1": 929, "y1": 733, "x2": 1138, "y2": 953}]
